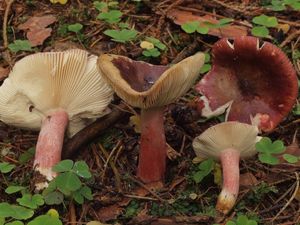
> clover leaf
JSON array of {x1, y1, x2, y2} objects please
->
[
  {"x1": 0, "y1": 162, "x2": 15, "y2": 173},
  {"x1": 252, "y1": 14, "x2": 278, "y2": 27},
  {"x1": 8, "y1": 40, "x2": 32, "y2": 53},
  {"x1": 67, "y1": 23, "x2": 83, "y2": 33},
  {"x1": 104, "y1": 29, "x2": 138, "y2": 43},
  {"x1": 192, "y1": 158, "x2": 215, "y2": 183},
  {"x1": 256, "y1": 137, "x2": 285, "y2": 165},
  {"x1": 17, "y1": 194, "x2": 44, "y2": 209},
  {"x1": 97, "y1": 10, "x2": 122, "y2": 24},
  {"x1": 0, "y1": 203, "x2": 34, "y2": 220},
  {"x1": 251, "y1": 26, "x2": 269, "y2": 37}
]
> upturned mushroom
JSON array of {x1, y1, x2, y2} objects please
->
[
  {"x1": 97, "y1": 53, "x2": 205, "y2": 183},
  {"x1": 196, "y1": 36, "x2": 298, "y2": 131},
  {"x1": 192, "y1": 121, "x2": 260, "y2": 215},
  {"x1": 0, "y1": 49, "x2": 113, "y2": 189}
]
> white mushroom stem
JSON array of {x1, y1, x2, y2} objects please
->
[
  {"x1": 216, "y1": 148, "x2": 240, "y2": 215},
  {"x1": 137, "y1": 106, "x2": 166, "y2": 183},
  {"x1": 34, "y1": 109, "x2": 69, "y2": 187}
]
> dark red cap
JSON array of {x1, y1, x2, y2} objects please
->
[{"x1": 196, "y1": 36, "x2": 298, "y2": 131}]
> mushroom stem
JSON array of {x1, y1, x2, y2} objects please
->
[
  {"x1": 216, "y1": 148, "x2": 240, "y2": 215},
  {"x1": 34, "y1": 109, "x2": 69, "y2": 188},
  {"x1": 137, "y1": 107, "x2": 166, "y2": 183}
]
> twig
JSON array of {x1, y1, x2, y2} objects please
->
[
  {"x1": 271, "y1": 172, "x2": 299, "y2": 222},
  {"x1": 98, "y1": 143, "x2": 122, "y2": 192},
  {"x1": 69, "y1": 200, "x2": 77, "y2": 224},
  {"x1": 280, "y1": 30, "x2": 300, "y2": 48},
  {"x1": 62, "y1": 103, "x2": 128, "y2": 159},
  {"x1": 2, "y1": 0, "x2": 14, "y2": 66}
]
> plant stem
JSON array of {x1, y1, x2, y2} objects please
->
[
  {"x1": 216, "y1": 148, "x2": 240, "y2": 215},
  {"x1": 34, "y1": 109, "x2": 69, "y2": 190},
  {"x1": 137, "y1": 107, "x2": 166, "y2": 183}
]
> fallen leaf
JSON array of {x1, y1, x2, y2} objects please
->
[
  {"x1": 94, "y1": 204, "x2": 124, "y2": 222},
  {"x1": 240, "y1": 172, "x2": 259, "y2": 188},
  {"x1": 27, "y1": 28, "x2": 52, "y2": 46},
  {"x1": 0, "y1": 66, "x2": 10, "y2": 81},
  {"x1": 18, "y1": 15, "x2": 56, "y2": 46},
  {"x1": 18, "y1": 15, "x2": 56, "y2": 31},
  {"x1": 167, "y1": 9, "x2": 247, "y2": 39}
]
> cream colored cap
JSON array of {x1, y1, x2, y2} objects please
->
[
  {"x1": 193, "y1": 121, "x2": 259, "y2": 160},
  {"x1": 0, "y1": 49, "x2": 113, "y2": 136},
  {"x1": 97, "y1": 53, "x2": 205, "y2": 109}
]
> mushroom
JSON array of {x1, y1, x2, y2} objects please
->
[
  {"x1": 97, "y1": 53, "x2": 205, "y2": 183},
  {"x1": 195, "y1": 36, "x2": 298, "y2": 131},
  {"x1": 0, "y1": 49, "x2": 113, "y2": 189},
  {"x1": 192, "y1": 121, "x2": 260, "y2": 215}
]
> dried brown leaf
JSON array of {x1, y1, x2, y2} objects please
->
[
  {"x1": 18, "y1": 15, "x2": 57, "y2": 31},
  {"x1": 240, "y1": 172, "x2": 259, "y2": 188},
  {"x1": 27, "y1": 28, "x2": 52, "y2": 47},
  {"x1": 167, "y1": 9, "x2": 247, "y2": 39},
  {"x1": 18, "y1": 15, "x2": 56, "y2": 46},
  {"x1": 0, "y1": 66, "x2": 10, "y2": 81}
]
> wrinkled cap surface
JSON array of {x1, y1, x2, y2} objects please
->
[
  {"x1": 0, "y1": 49, "x2": 113, "y2": 136},
  {"x1": 196, "y1": 36, "x2": 298, "y2": 131},
  {"x1": 193, "y1": 121, "x2": 259, "y2": 160},
  {"x1": 97, "y1": 53, "x2": 205, "y2": 109}
]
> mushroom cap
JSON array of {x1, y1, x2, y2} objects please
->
[
  {"x1": 97, "y1": 53, "x2": 205, "y2": 109},
  {"x1": 0, "y1": 49, "x2": 113, "y2": 136},
  {"x1": 196, "y1": 36, "x2": 298, "y2": 131},
  {"x1": 193, "y1": 121, "x2": 259, "y2": 160}
]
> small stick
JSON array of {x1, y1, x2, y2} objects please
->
[
  {"x1": 62, "y1": 103, "x2": 128, "y2": 159},
  {"x1": 2, "y1": 0, "x2": 14, "y2": 66},
  {"x1": 272, "y1": 172, "x2": 300, "y2": 222}
]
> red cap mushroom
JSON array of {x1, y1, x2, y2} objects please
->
[
  {"x1": 193, "y1": 121, "x2": 260, "y2": 215},
  {"x1": 0, "y1": 49, "x2": 113, "y2": 189},
  {"x1": 196, "y1": 36, "x2": 298, "y2": 131},
  {"x1": 97, "y1": 53, "x2": 205, "y2": 183}
]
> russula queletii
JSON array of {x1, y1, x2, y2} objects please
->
[
  {"x1": 97, "y1": 53, "x2": 205, "y2": 183},
  {"x1": 192, "y1": 121, "x2": 260, "y2": 215},
  {"x1": 0, "y1": 49, "x2": 113, "y2": 189},
  {"x1": 196, "y1": 36, "x2": 298, "y2": 131}
]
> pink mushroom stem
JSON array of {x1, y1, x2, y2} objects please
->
[
  {"x1": 137, "y1": 107, "x2": 166, "y2": 183},
  {"x1": 34, "y1": 109, "x2": 69, "y2": 183},
  {"x1": 216, "y1": 148, "x2": 240, "y2": 215}
]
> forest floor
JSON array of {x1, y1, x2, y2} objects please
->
[{"x1": 0, "y1": 0, "x2": 300, "y2": 225}]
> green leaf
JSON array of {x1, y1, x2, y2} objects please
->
[
  {"x1": 52, "y1": 159, "x2": 74, "y2": 172},
  {"x1": 5, "y1": 221, "x2": 24, "y2": 225},
  {"x1": 73, "y1": 161, "x2": 92, "y2": 178},
  {"x1": 79, "y1": 186, "x2": 93, "y2": 200},
  {"x1": 283, "y1": 154, "x2": 299, "y2": 164},
  {"x1": 27, "y1": 215, "x2": 62, "y2": 225},
  {"x1": 247, "y1": 221, "x2": 258, "y2": 225},
  {"x1": 17, "y1": 194, "x2": 44, "y2": 209},
  {"x1": 293, "y1": 103, "x2": 300, "y2": 115},
  {"x1": 251, "y1": 26, "x2": 269, "y2": 37},
  {"x1": 236, "y1": 215, "x2": 248, "y2": 225},
  {"x1": 55, "y1": 172, "x2": 82, "y2": 193},
  {"x1": 97, "y1": 10, "x2": 122, "y2": 24},
  {"x1": 0, "y1": 203, "x2": 34, "y2": 220},
  {"x1": 255, "y1": 137, "x2": 285, "y2": 154},
  {"x1": 225, "y1": 221, "x2": 236, "y2": 225},
  {"x1": 93, "y1": 1, "x2": 107, "y2": 11},
  {"x1": 252, "y1": 14, "x2": 278, "y2": 27},
  {"x1": 181, "y1": 21, "x2": 199, "y2": 33},
  {"x1": 0, "y1": 162, "x2": 15, "y2": 173},
  {"x1": 218, "y1": 18, "x2": 233, "y2": 25},
  {"x1": 145, "y1": 37, "x2": 166, "y2": 50},
  {"x1": 104, "y1": 29, "x2": 138, "y2": 43},
  {"x1": 43, "y1": 191, "x2": 64, "y2": 205},
  {"x1": 118, "y1": 22, "x2": 130, "y2": 29},
  {"x1": 18, "y1": 147, "x2": 35, "y2": 164},
  {"x1": 5, "y1": 186, "x2": 26, "y2": 194},
  {"x1": 192, "y1": 158, "x2": 214, "y2": 183},
  {"x1": 73, "y1": 191, "x2": 84, "y2": 204},
  {"x1": 8, "y1": 40, "x2": 33, "y2": 53},
  {"x1": 142, "y1": 48, "x2": 161, "y2": 57},
  {"x1": 200, "y1": 64, "x2": 211, "y2": 74},
  {"x1": 67, "y1": 23, "x2": 83, "y2": 33},
  {"x1": 196, "y1": 26, "x2": 209, "y2": 34},
  {"x1": 204, "y1": 53, "x2": 211, "y2": 63},
  {"x1": 290, "y1": 2, "x2": 300, "y2": 9},
  {"x1": 258, "y1": 153, "x2": 279, "y2": 165}
]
